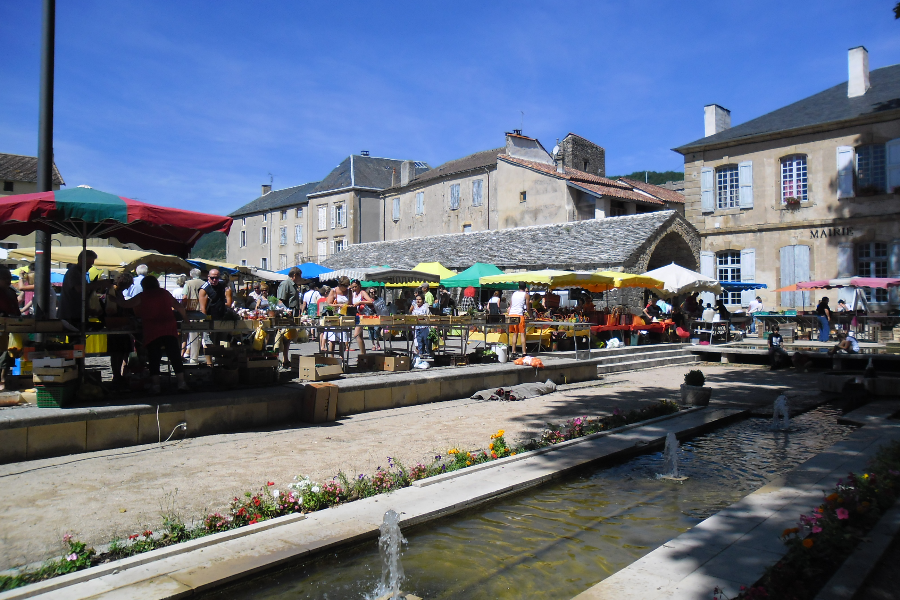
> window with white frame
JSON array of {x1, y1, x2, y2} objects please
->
[
  {"x1": 260, "y1": 226, "x2": 267, "y2": 244},
  {"x1": 462, "y1": 224, "x2": 472, "y2": 233},
  {"x1": 242, "y1": 217, "x2": 246, "y2": 226},
  {"x1": 415, "y1": 192, "x2": 424, "y2": 215},
  {"x1": 472, "y1": 179, "x2": 483, "y2": 207},
  {"x1": 781, "y1": 155, "x2": 808, "y2": 202},
  {"x1": 335, "y1": 204, "x2": 346, "y2": 228},
  {"x1": 279, "y1": 254, "x2": 287, "y2": 269},
  {"x1": 858, "y1": 242, "x2": 889, "y2": 303},
  {"x1": 317, "y1": 206, "x2": 326, "y2": 231},
  {"x1": 240, "y1": 259, "x2": 247, "y2": 267},
  {"x1": 717, "y1": 251, "x2": 742, "y2": 305},
  {"x1": 296, "y1": 207, "x2": 303, "y2": 218},
  {"x1": 716, "y1": 165, "x2": 739, "y2": 209},
  {"x1": 857, "y1": 144, "x2": 887, "y2": 194},
  {"x1": 240, "y1": 230, "x2": 246, "y2": 247},
  {"x1": 449, "y1": 184, "x2": 460, "y2": 210},
  {"x1": 334, "y1": 238, "x2": 346, "y2": 253},
  {"x1": 260, "y1": 257, "x2": 268, "y2": 270},
  {"x1": 294, "y1": 224, "x2": 303, "y2": 244},
  {"x1": 392, "y1": 197, "x2": 400, "y2": 221},
  {"x1": 279, "y1": 226, "x2": 287, "y2": 246},
  {"x1": 281, "y1": 210, "x2": 287, "y2": 220}
]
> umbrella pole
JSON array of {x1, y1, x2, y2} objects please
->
[{"x1": 81, "y1": 234, "x2": 87, "y2": 337}]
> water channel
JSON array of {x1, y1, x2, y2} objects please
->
[{"x1": 204, "y1": 405, "x2": 854, "y2": 600}]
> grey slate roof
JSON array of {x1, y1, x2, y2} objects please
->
[
  {"x1": 322, "y1": 210, "x2": 682, "y2": 271},
  {"x1": 384, "y1": 147, "x2": 506, "y2": 192},
  {"x1": 675, "y1": 63, "x2": 900, "y2": 153},
  {"x1": 228, "y1": 181, "x2": 320, "y2": 218},
  {"x1": 310, "y1": 155, "x2": 430, "y2": 196},
  {"x1": 0, "y1": 153, "x2": 65, "y2": 186}
]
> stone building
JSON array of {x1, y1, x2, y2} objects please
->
[
  {"x1": 322, "y1": 210, "x2": 699, "y2": 275},
  {"x1": 382, "y1": 132, "x2": 680, "y2": 239},
  {"x1": 674, "y1": 47, "x2": 900, "y2": 310},
  {"x1": 226, "y1": 182, "x2": 319, "y2": 270},
  {"x1": 0, "y1": 153, "x2": 66, "y2": 250}
]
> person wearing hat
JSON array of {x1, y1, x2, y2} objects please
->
[
  {"x1": 815, "y1": 297, "x2": 832, "y2": 343},
  {"x1": 458, "y1": 286, "x2": 476, "y2": 314}
]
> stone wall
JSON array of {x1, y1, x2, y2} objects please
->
[{"x1": 560, "y1": 134, "x2": 606, "y2": 177}]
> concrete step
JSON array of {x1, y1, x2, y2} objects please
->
[
  {"x1": 596, "y1": 353, "x2": 699, "y2": 374},
  {"x1": 599, "y1": 349, "x2": 693, "y2": 365}
]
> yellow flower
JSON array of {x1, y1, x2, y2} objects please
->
[
  {"x1": 862, "y1": 473, "x2": 869, "y2": 479},
  {"x1": 511, "y1": 452, "x2": 516, "y2": 456},
  {"x1": 802, "y1": 538, "x2": 814, "y2": 549},
  {"x1": 489, "y1": 443, "x2": 494, "y2": 450},
  {"x1": 498, "y1": 430, "x2": 505, "y2": 436},
  {"x1": 466, "y1": 461, "x2": 471, "y2": 466}
]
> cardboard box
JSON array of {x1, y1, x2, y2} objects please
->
[
  {"x1": 383, "y1": 355, "x2": 410, "y2": 372},
  {"x1": 301, "y1": 383, "x2": 338, "y2": 423},
  {"x1": 357, "y1": 353, "x2": 385, "y2": 371},
  {"x1": 32, "y1": 357, "x2": 77, "y2": 369},
  {"x1": 33, "y1": 368, "x2": 78, "y2": 383},
  {"x1": 296, "y1": 355, "x2": 344, "y2": 381}
]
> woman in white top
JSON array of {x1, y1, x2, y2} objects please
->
[
  {"x1": 508, "y1": 282, "x2": 530, "y2": 357},
  {"x1": 323, "y1": 276, "x2": 352, "y2": 352},
  {"x1": 349, "y1": 279, "x2": 373, "y2": 355},
  {"x1": 171, "y1": 275, "x2": 186, "y2": 302}
]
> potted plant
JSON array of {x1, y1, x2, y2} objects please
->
[
  {"x1": 783, "y1": 196, "x2": 802, "y2": 207},
  {"x1": 680, "y1": 369, "x2": 711, "y2": 406}
]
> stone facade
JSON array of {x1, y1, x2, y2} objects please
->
[
  {"x1": 675, "y1": 52, "x2": 900, "y2": 310},
  {"x1": 558, "y1": 133, "x2": 606, "y2": 177}
]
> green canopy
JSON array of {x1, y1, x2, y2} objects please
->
[{"x1": 441, "y1": 262, "x2": 517, "y2": 289}]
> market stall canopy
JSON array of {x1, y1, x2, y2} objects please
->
[
  {"x1": 594, "y1": 271, "x2": 666, "y2": 291},
  {"x1": 322, "y1": 267, "x2": 384, "y2": 282},
  {"x1": 642, "y1": 263, "x2": 722, "y2": 298},
  {"x1": 547, "y1": 272, "x2": 616, "y2": 292},
  {"x1": 441, "y1": 263, "x2": 517, "y2": 289},
  {"x1": 719, "y1": 281, "x2": 767, "y2": 292},
  {"x1": 479, "y1": 269, "x2": 571, "y2": 287},
  {"x1": 249, "y1": 268, "x2": 290, "y2": 282},
  {"x1": 277, "y1": 262, "x2": 334, "y2": 279},
  {"x1": 0, "y1": 186, "x2": 232, "y2": 257},
  {"x1": 187, "y1": 258, "x2": 246, "y2": 276},
  {"x1": 797, "y1": 277, "x2": 900, "y2": 289},
  {"x1": 365, "y1": 268, "x2": 441, "y2": 284},
  {"x1": 10, "y1": 246, "x2": 194, "y2": 274},
  {"x1": 383, "y1": 262, "x2": 458, "y2": 288}
]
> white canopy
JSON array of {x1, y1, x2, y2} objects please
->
[{"x1": 642, "y1": 263, "x2": 722, "y2": 298}]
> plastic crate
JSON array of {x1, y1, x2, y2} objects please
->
[{"x1": 36, "y1": 384, "x2": 77, "y2": 408}]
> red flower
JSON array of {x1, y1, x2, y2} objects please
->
[
  {"x1": 248, "y1": 520, "x2": 257, "y2": 525},
  {"x1": 143, "y1": 530, "x2": 153, "y2": 537},
  {"x1": 267, "y1": 481, "x2": 275, "y2": 486},
  {"x1": 128, "y1": 534, "x2": 139, "y2": 540}
]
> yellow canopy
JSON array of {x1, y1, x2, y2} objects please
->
[
  {"x1": 593, "y1": 271, "x2": 666, "y2": 291},
  {"x1": 547, "y1": 272, "x2": 616, "y2": 292},
  {"x1": 479, "y1": 269, "x2": 572, "y2": 287},
  {"x1": 9, "y1": 246, "x2": 193, "y2": 274},
  {"x1": 386, "y1": 262, "x2": 457, "y2": 287}
]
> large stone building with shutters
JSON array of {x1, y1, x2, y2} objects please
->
[{"x1": 674, "y1": 47, "x2": 900, "y2": 311}]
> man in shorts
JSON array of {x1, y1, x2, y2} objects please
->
[{"x1": 507, "y1": 282, "x2": 531, "y2": 357}]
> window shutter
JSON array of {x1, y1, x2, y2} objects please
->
[
  {"x1": 392, "y1": 198, "x2": 400, "y2": 221},
  {"x1": 794, "y1": 245, "x2": 810, "y2": 308},
  {"x1": 700, "y1": 167, "x2": 714, "y2": 212},
  {"x1": 738, "y1": 161, "x2": 753, "y2": 208},
  {"x1": 472, "y1": 179, "x2": 483, "y2": 206},
  {"x1": 740, "y1": 248, "x2": 755, "y2": 306},
  {"x1": 836, "y1": 146, "x2": 855, "y2": 198},
  {"x1": 330, "y1": 205, "x2": 336, "y2": 229},
  {"x1": 341, "y1": 205, "x2": 347, "y2": 227},
  {"x1": 295, "y1": 225, "x2": 302, "y2": 244},
  {"x1": 699, "y1": 250, "x2": 715, "y2": 306},
  {"x1": 837, "y1": 242, "x2": 854, "y2": 277},
  {"x1": 330, "y1": 240, "x2": 336, "y2": 255},
  {"x1": 886, "y1": 138, "x2": 900, "y2": 193},
  {"x1": 450, "y1": 184, "x2": 460, "y2": 210},
  {"x1": 780, "y1": 246, "x2": 795, "y2": 308}
]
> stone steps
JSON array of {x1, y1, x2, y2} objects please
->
[{"x1": 596, "y1": 348, "x2": 698, "y2": 375}]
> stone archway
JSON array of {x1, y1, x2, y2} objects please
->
[{"x1": 646, "y1": 232, "x2": 698, "y2": 271}]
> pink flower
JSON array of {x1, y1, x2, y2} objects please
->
[
  {"x1": 66, "y1": 553, "x2": 77, "y2": 561},
  {"x1": 62, "y1": 533, "x2": 73, "y2": 543},
  {"x1": 812, "y1": 526, "x2": 822, "y2": 533},
  {"x1": 836, "y1": 508, "x2": 849, "y2": 520}
]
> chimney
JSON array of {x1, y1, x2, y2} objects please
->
[
  {"x1": 400, "y1": 161, "x2": 415, "y2": 187},
  {"x1": 704, "y1": 105, "x2": 731, "y2": 137},
  {"x1": 361, "y1": 150, "x2": 370, "y2": 157},
  {"x1": 848, "y1": 46, "x2": 870, "y2": 98},
  {"x1": 391, "y1": 167, "x2": 398, "y2": 188},
  {"x1": 261, "y1": 184, "x2": 272, "y2": 195}
]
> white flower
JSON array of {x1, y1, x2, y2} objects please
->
[
  {"x1": 311, "y1": 486, "x2": 320, "y2": 493},
  {"x1": 272, "y1": 489, "x2": 280, "y2": 499}
]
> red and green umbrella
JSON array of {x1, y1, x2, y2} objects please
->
[{"x1": 0, "y1": 186, "x2": 232, "y2": 256}]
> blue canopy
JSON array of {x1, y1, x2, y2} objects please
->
[
  {"x1": 278, "y1": 262, "x2": 334, "y2": 279},
  {"x1": 719, "y1": 281, "x2": 767, "y2": 292},
  {"x1": 187, "y1": 259, "x2": 240, "y2": 275}
]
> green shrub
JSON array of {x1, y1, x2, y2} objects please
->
[{"x1": 684, "y1": 369, "x2": 705, "y2": 387}]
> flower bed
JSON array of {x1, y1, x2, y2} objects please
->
[
  {"x1": 0, "y1": 400, "x2": 679, "y2": 592},
  {"x1": 720, "y1": 440, "x2": 900, "y2": 600}
]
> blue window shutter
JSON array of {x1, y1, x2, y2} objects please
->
[
  {"x1": 738, "y1": 161, "x2": 753, "y2": 208},
  {"x1": 700, "y1": 167, "x2": 714, "y2": 212},
  {"x1": 794, "y1": 245, "x2": 810, "y2": 308},
  {"x1": 700, "y1": 250, "x2": 715, "y2": 306},
  {"x1": 886, "y1": 138, "x2": 900, "y2": 193},
  {"x1": 740, "y1": 248, "x2": 755, "y2": 306},
  {"x1": 780, "y1": 246, "x2": 795, "y2": 308},
  {"x1": 836, "y1": 146, "x2": 854, "y2": 198}
]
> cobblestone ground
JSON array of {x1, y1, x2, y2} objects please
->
[{"x1": 0, "y1": 362, "x2": 821, "y2": 571}]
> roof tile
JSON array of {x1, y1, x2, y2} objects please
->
[{"x1": 0, "y1": 153, "x2": 65, "y2": 186}]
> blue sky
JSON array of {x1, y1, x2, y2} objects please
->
[{"x1": 2, "y1": 1, "x2": 899, "y2": 215}]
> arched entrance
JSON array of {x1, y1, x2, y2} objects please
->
[{"x1": 646, "y1": 232, "x2": 698, "y2": 271}]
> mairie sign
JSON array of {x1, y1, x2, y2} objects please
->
[{"x1": 810, "y1": 227, "x2": 853, "y2": 239}]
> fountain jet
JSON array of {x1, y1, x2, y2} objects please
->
[
  {"x1": 772, "y1": 394, "x2": 791, "y2": 431},
  {"x1": 373, "y1": 510, "x2": 421, "y2": 600},
  {"x1": 658, "y1": 432, "x2": 688, "y2": 481}
]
